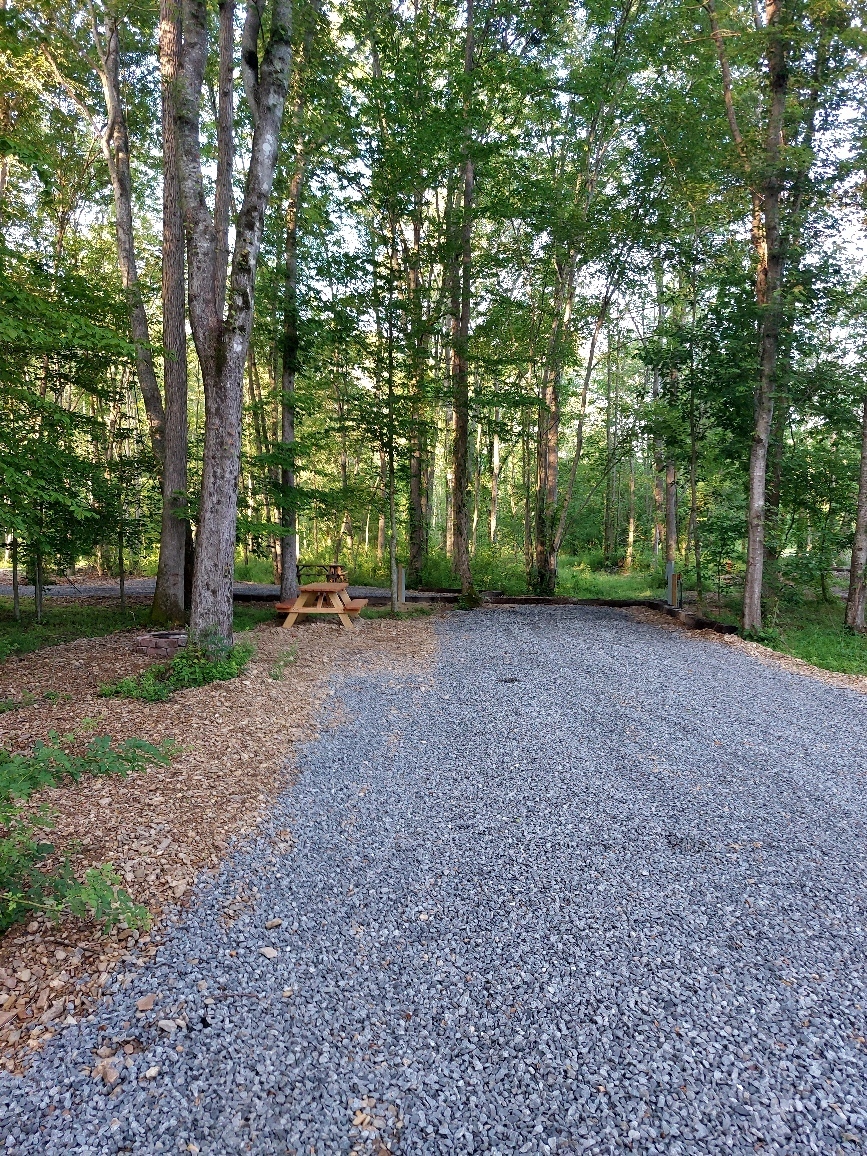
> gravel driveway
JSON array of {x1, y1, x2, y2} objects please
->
[{"x1": 2, "y1": 606, "x2": 866, "y2": 1155}]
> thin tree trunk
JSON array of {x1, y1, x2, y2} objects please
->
[
  {"x1": 705, "y1": 0, "x2": 788, "y2": 633},
  {"x1": 451, "y1": 0, "x2": 474, "y2": 595},
  {"x1": 552, "y1": 288, "x2": 611, "y2": 554},
  {"x1": 846, "y1": 398, "x2": 867, "y2": 631},
  {"x1": 665, "y1": 462, "x2": 677, "y2": 566},
  {"x1": 153, "y1": 0, "x2": 189, "y2": 625},
  {"x1": 625, "y1": 455, "x2": 635, "y2": 571},
  {"x1": 490, "y1": 417, "x2": 500, "y2": 547},
  {"x1": 279, "y1": 153, "x2": 304, "y2": 604},
  {"x1": 90, "y1": 16, "x2": 166, "y2": 468},
  {"x1": 533, "y1": 260, "x2": 574, "y2": 593},
  {"x1": 118, "y1": 523, "x2": 126, "y2": 611},
  {"x1": 11, "y1": 535, "x2": 19, "y2": 621}
]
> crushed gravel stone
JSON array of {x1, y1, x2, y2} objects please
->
[{"x1": 1, "y1": 605, "x2": 866, "y2": 1155}]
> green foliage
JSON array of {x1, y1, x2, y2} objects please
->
[
  {"x1": 100, "y1": 639, "x2": 255, "y2": 702},
  {"x1": 269, "y1": 644, "x2": 298, "y2": 679},
  {"x1": 0, "y1": 597, "x2": 150, "y2": 661},
  {"x1": 232, "y1": 604, "x2": 277, "y2": 632},
  {"x1": 0, "y1": 732, "x2": 177, "y2": 801},
  {"x1": 0, "y1": 732, "x2": 173, "y2": 932},
  {"x1": 556, "y1": 559, "x2": 661, "y2": 600}
]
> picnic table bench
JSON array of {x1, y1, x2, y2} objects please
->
[
  {"x1": 276, "y1": 582, "x2": 368, "y2": 630},
  {"x1": 295, "y1": 562, "x2": 347, "y2": 584}
]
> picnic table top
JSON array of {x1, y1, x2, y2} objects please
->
[{"x1": 297, "y1": 581, "x2": 349, "y2": 593}]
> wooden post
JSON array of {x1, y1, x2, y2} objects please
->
[{"x1": 397, "y1": 563, "x2": 406, "y2": 604}]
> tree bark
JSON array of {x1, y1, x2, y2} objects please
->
[
  {"x1": 214, "y1": 0, "x2": 235, "y2": 318},
  {"x1": 846, "y1": 398, "x2": 867, "y2": 631},
  {"x1": 625, "y1": 455, "x2": 635, "y2": 571},
  {"x1": 489, "y1": 415, "x2": 500, "y2": 547},
  {"x1": 705, "y1": 0, "x2": 788, "y2": 633},
  {"x1": 92, "y1": 15, "x2": 166, "y2": 469},
  {"x1": 451, "y1": 0, "x2": 474, "y2": 595},
  {"x1": 279, "y1": 151, "x2": 304, "y2": 603},
  {"x1": 174, "y1": 0, "x2": 294, "y2": 642},
  {"x1": 152, "y1": 0, "x2": 189, "y2": 626}
]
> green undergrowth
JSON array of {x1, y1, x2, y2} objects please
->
[
  {"x1": 269, "y1": 644, "x2": 298, "y2": 680},
  {"x1": 1, "y1": 732, "x2": 175, "y2": 932},
  {"x1": 0, "y1": 596, "x2": 273, "y2": 663},
  {"x1": 755, "y1": 599, "x2": 867, "y2": 676},
  {"x1": 99, "y1": 637, "x2": 255, "y2": 703},
  {"x1": 556, "y1": 560, "x2": 663, "y2": 601},
  {"x1": 0, "y1": 598, "x2": 150, "y2": 662},
  {"x1": 232, "y1": 603, "x2": 277, "y2": 632}
]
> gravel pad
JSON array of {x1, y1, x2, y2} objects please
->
[{"x1": 2, "y1": 606, "x2": 867, "y2": 1155}]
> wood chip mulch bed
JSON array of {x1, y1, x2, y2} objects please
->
[{"x1": 0, "y1": 609, "x2": 438, "y2": 1072}]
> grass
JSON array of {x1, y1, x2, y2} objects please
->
[
  {"x1": 269, "y1": 644, "x2": 298, "y2": 680},
  {"x1": 0, "y1": 598, "x2": 150, "y2": 661},
  {"x1": 759, "y1": 598, "x2": 867, "y2": 676},
  {"x1": 0, "y1": 596, "x2": 274, "y2": 662},
  {"x1": 556, "y1": 564, "x2": 664, "y2": 601}
]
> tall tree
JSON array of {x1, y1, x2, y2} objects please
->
[{"x1": 173, "y1": 0, "x2": 294, "y2": 641}]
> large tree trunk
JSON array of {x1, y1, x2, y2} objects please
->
[
  {"x1": 214, "y1": 0, "x2": 235, "y2": 318},
  {"x1": 174, "y1": 0, "x2": 294, "y2": 642},
  {"x1": 846, "y1": 397, "x2": 867, "y2": 631},
  {"x1": 152, "y1": 0, "x2": 189, "y2": 626}
]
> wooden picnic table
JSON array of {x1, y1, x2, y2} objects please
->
[
  {"x1": 275, "y1": 582, "x2": 368, "y2": 630},
  {"x1": 295, "y1": 562, "x2": 347, "y2": 584}
]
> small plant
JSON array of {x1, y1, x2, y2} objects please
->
[
  {"x1": 456, "y1": 588, "x2": 482, "y2": 611},
  {"x1": 269, "y1": 644, "x2": 298, "y2": 680},
  {"x1": 0, "y1": 804, "x2": 150, "y2": 933},
  {"x1": 0, "y1": 732, "x2": 174, "y2": 932},
  {"x1": 0, "y1": 692, "x2": 36, "y2": 714},
  {"x1": 100, "y1": 637, "x2": 255, "y2": 702},
  {"x1": 743, "y1": 626, "x2": 782, "y2": 646},
  {"x1": 0, "y1": 732, "x2": 177, "y2": 803}
]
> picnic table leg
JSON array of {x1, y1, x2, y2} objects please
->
[
  {"x1": 281, "y1": 591, "x2": 311, "y2": 628},
  {"x1": 327, "y1": 590, "x2": 355, "y2": 629}
]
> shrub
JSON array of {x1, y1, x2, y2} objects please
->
[
  {"x1": 100, "y1": 637, "x2": 255, "y2": 702},
  {"x1": 0, "y1": 732, "x2": 175, "y2": 931}
]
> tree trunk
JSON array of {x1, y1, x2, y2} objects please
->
[
  {"x1": 533, "y1": 259, "x2": 575, "y2": 594},
  {"x1": 174, "y1": 0, "x2": 294, "y2": 642},
  {"x1": 705, "y1": 0, "x2": 789, "y2": 633},
  {"x1": 624, "y1": 455, "x2": 635, "y2": 572},
  {"x1": 490, "y1": 416, "x2": 500, "y2": 547},
  {"x1": 451, "y1": 0, "x2": 474, "y2": 595},
  {"x1": 94, "y1": 16, "x2": 166, "y2": 469},
  {"x1": 214, "y1": 0, "x2": 235, "y2": 318},
  {"x1": 846, "y1": 397, "x2": 867, "y2": 631},
  {"x1": 279, "y1": 153, "x2": 304, "y2": 604},
  {"x1": 152, "y1": 0, "x2": 189, "y2": 626}
]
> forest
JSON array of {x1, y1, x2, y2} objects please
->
[{"x1": 1, "y1": 0, "x2": 867, "y2": 653}]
